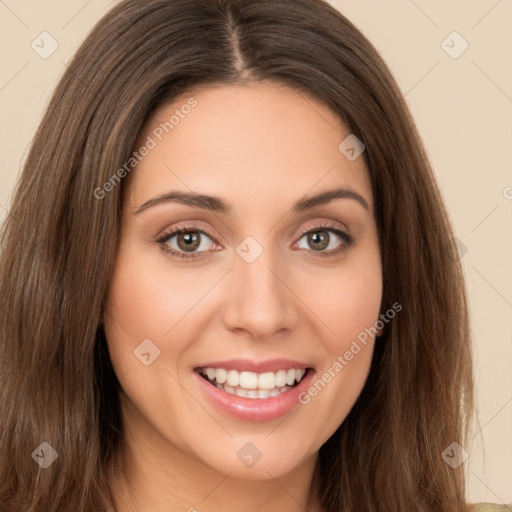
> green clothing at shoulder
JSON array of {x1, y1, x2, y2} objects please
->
[{"x1": 471, "y1": 504, "x2": 512, "y2": 511}]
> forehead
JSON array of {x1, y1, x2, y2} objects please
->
[{"x1": 126, "y1": 81, "x2": 372, "y2": 213}]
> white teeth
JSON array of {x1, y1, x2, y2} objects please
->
[
  {"x1": 275, "y1": 369, "x2": 287, "y2": 387},
  {"x1": 198, "y1": 366, "x2": 309, "y2": 397},
  {"x1": 223, "y1": 384, "x2": 235, "y2": 395},
  {"x1": 213, "y1": 382, "x2": 294, "y2": 399},
  {"x1": 239, "y1": 371, "x2": 258, "y2": 389},
  {"x1": 235, "y1": 387, "x2": 248, "y2": 398},
  {"x1": 258, "y1": 372, "x2": 275, "y2": 390},
  {"x1": 216, "y1": 368, "x2": 228, "y2": 384},
  {"x1": 226, "y1": 370, "x2": 239, "y2": 387}
]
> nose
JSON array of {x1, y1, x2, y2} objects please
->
[{"x1": 222, "y1": 247, "x2": 299, "y2": 340}]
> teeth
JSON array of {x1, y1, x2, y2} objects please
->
[
  {"x1": 226, "y1": 370, "x2": 239, "y2": 387},
  {"x1": 258, "y1": 372, "x2": 275, "y2": 389},
  {"x1": 198, "y1": 367, "x2": 308, "y2": 396},
  {"x1": 214, "y1": 382, "x2": 294, "y2": 399},
  {"x1": 258, "y1": 389, "x2": 270, "y2": 399},
  {"x1": 239, "y1": 371, "x2": 258, "y2": 389},
  {"x1": 216, "y1": 368, "x2": 228, "y2": 384},
  {"x1": 235, "y1": 387, "x2": 248, "y2": 398},
  {"x1": 224, "y1": 384, "x2": 235, "y2": 395},
  {"x1": 275, "y1": 369, "x2": 287, "y2": 387}
]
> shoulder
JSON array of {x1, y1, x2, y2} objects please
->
[{"x1": 469, "y1": 504, "x2": 512, "y2": 512}]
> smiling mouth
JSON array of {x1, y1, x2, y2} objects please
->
[{"x1": 196, "y1": 367, "x2": 311, "y2": 399}]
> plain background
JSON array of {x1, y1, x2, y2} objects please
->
[{"x1": 0, "y1": 0, "x2": 510, "y2": 505}]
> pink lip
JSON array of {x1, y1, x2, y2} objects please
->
[
  {"x1": 194, "y1": 358, "x2": 311, "y2": 373},
  {"x1": 193, "y1": 367, "x2": 315, "y2": 422}
]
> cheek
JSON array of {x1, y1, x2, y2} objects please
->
[
  {"x1": 308, "y1": 248, "x2": 382, "y2": 353},
  {"x1": 104, "y1": 246, "x2": 202, "y2": 349},
  {"x1": 297, "y1": 248, "x2": 382, "y2": 430}
]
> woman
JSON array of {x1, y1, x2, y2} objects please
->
[{"x1": 0, "y1": 0, "x2": 507, "y2": 511}]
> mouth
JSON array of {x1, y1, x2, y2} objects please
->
[
  {"x1": 193, "y1": 358, "x2": 316, "y2": 421},
  {"x1": 195, "y1": 367, "x2": 311, "y2": 399}
]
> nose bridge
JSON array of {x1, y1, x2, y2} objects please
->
[{"x1": 222, "y1": 235, "x2": 297, "y2": 338}]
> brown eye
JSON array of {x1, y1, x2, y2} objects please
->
[
  {"x1": 157, "y1": 227, "x2": 218, "y2": 260},
  {"x1": 176, "y1": 231, "x2": 202, "y2": 252},
  {"x1": 306, "y1": 231, "x2": 330, "y2": 251},
  {"x1": 296, "y1": 227, "x2": 351, "y2": 255}
]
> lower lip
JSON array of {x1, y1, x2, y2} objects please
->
[{"x1": 193, "y1": 369, "x2": 315, "y2": 422}]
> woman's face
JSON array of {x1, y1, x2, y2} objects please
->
[{"x1": 104, "y1": 81, "x2": 382, "y2": 481}]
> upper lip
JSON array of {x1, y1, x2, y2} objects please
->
[{"x1": 194, "y1": 358, "x2": 313, "y2": 374}]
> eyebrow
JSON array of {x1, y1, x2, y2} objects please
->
[{"x1": 133, "y1": 186, "x2": 369, "y2": 215}]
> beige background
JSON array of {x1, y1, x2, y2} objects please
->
[{"x1": 1, "y1": 0, "x2": 511, "y2": 504}]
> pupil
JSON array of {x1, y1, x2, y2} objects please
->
[
  {"x1": 178, "y1": 232, "x2": 200, "y2": 251},
  {"x1": 309, "y1": 231, "x2": 328, "y2": 250}
]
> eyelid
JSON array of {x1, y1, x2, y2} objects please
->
[
  {"x1": 155, "y1": 222, "x2": 218, "y2": 250},
  {"x1": 296, "y1": 219, "x2": 350, "y2": 238},
  {"x1": 155, "y1": 219, "x2": 350, "y2": 242},
  {"x1": 155, "y1": 220, "x2": 215, "y2": 241}
]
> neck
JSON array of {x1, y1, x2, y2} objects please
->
[{"x1": 110, "y1": 443, "x2": 323, "y2": 512}]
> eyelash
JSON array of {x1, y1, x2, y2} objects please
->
[{"x1": 155, "y1": 222, "x2": 354, "y2": 261}]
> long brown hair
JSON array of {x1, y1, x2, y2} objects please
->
[{"x1": 0, "y1": 0, "x2": 474, "y2": 510}]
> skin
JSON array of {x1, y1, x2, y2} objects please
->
[{"x1": 103, "y1": 81, "x2": 383, "y2": 512}]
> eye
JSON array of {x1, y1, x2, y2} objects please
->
[
  {"x1": 156, "y1": 224, "x2": 219, "y2": 260},
  {"x1": 155, "y1": 221, "x2": 354, "y2": 261},
  {"x1": 294, "y1": 223, "x2": 353, "y2": 257}
]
